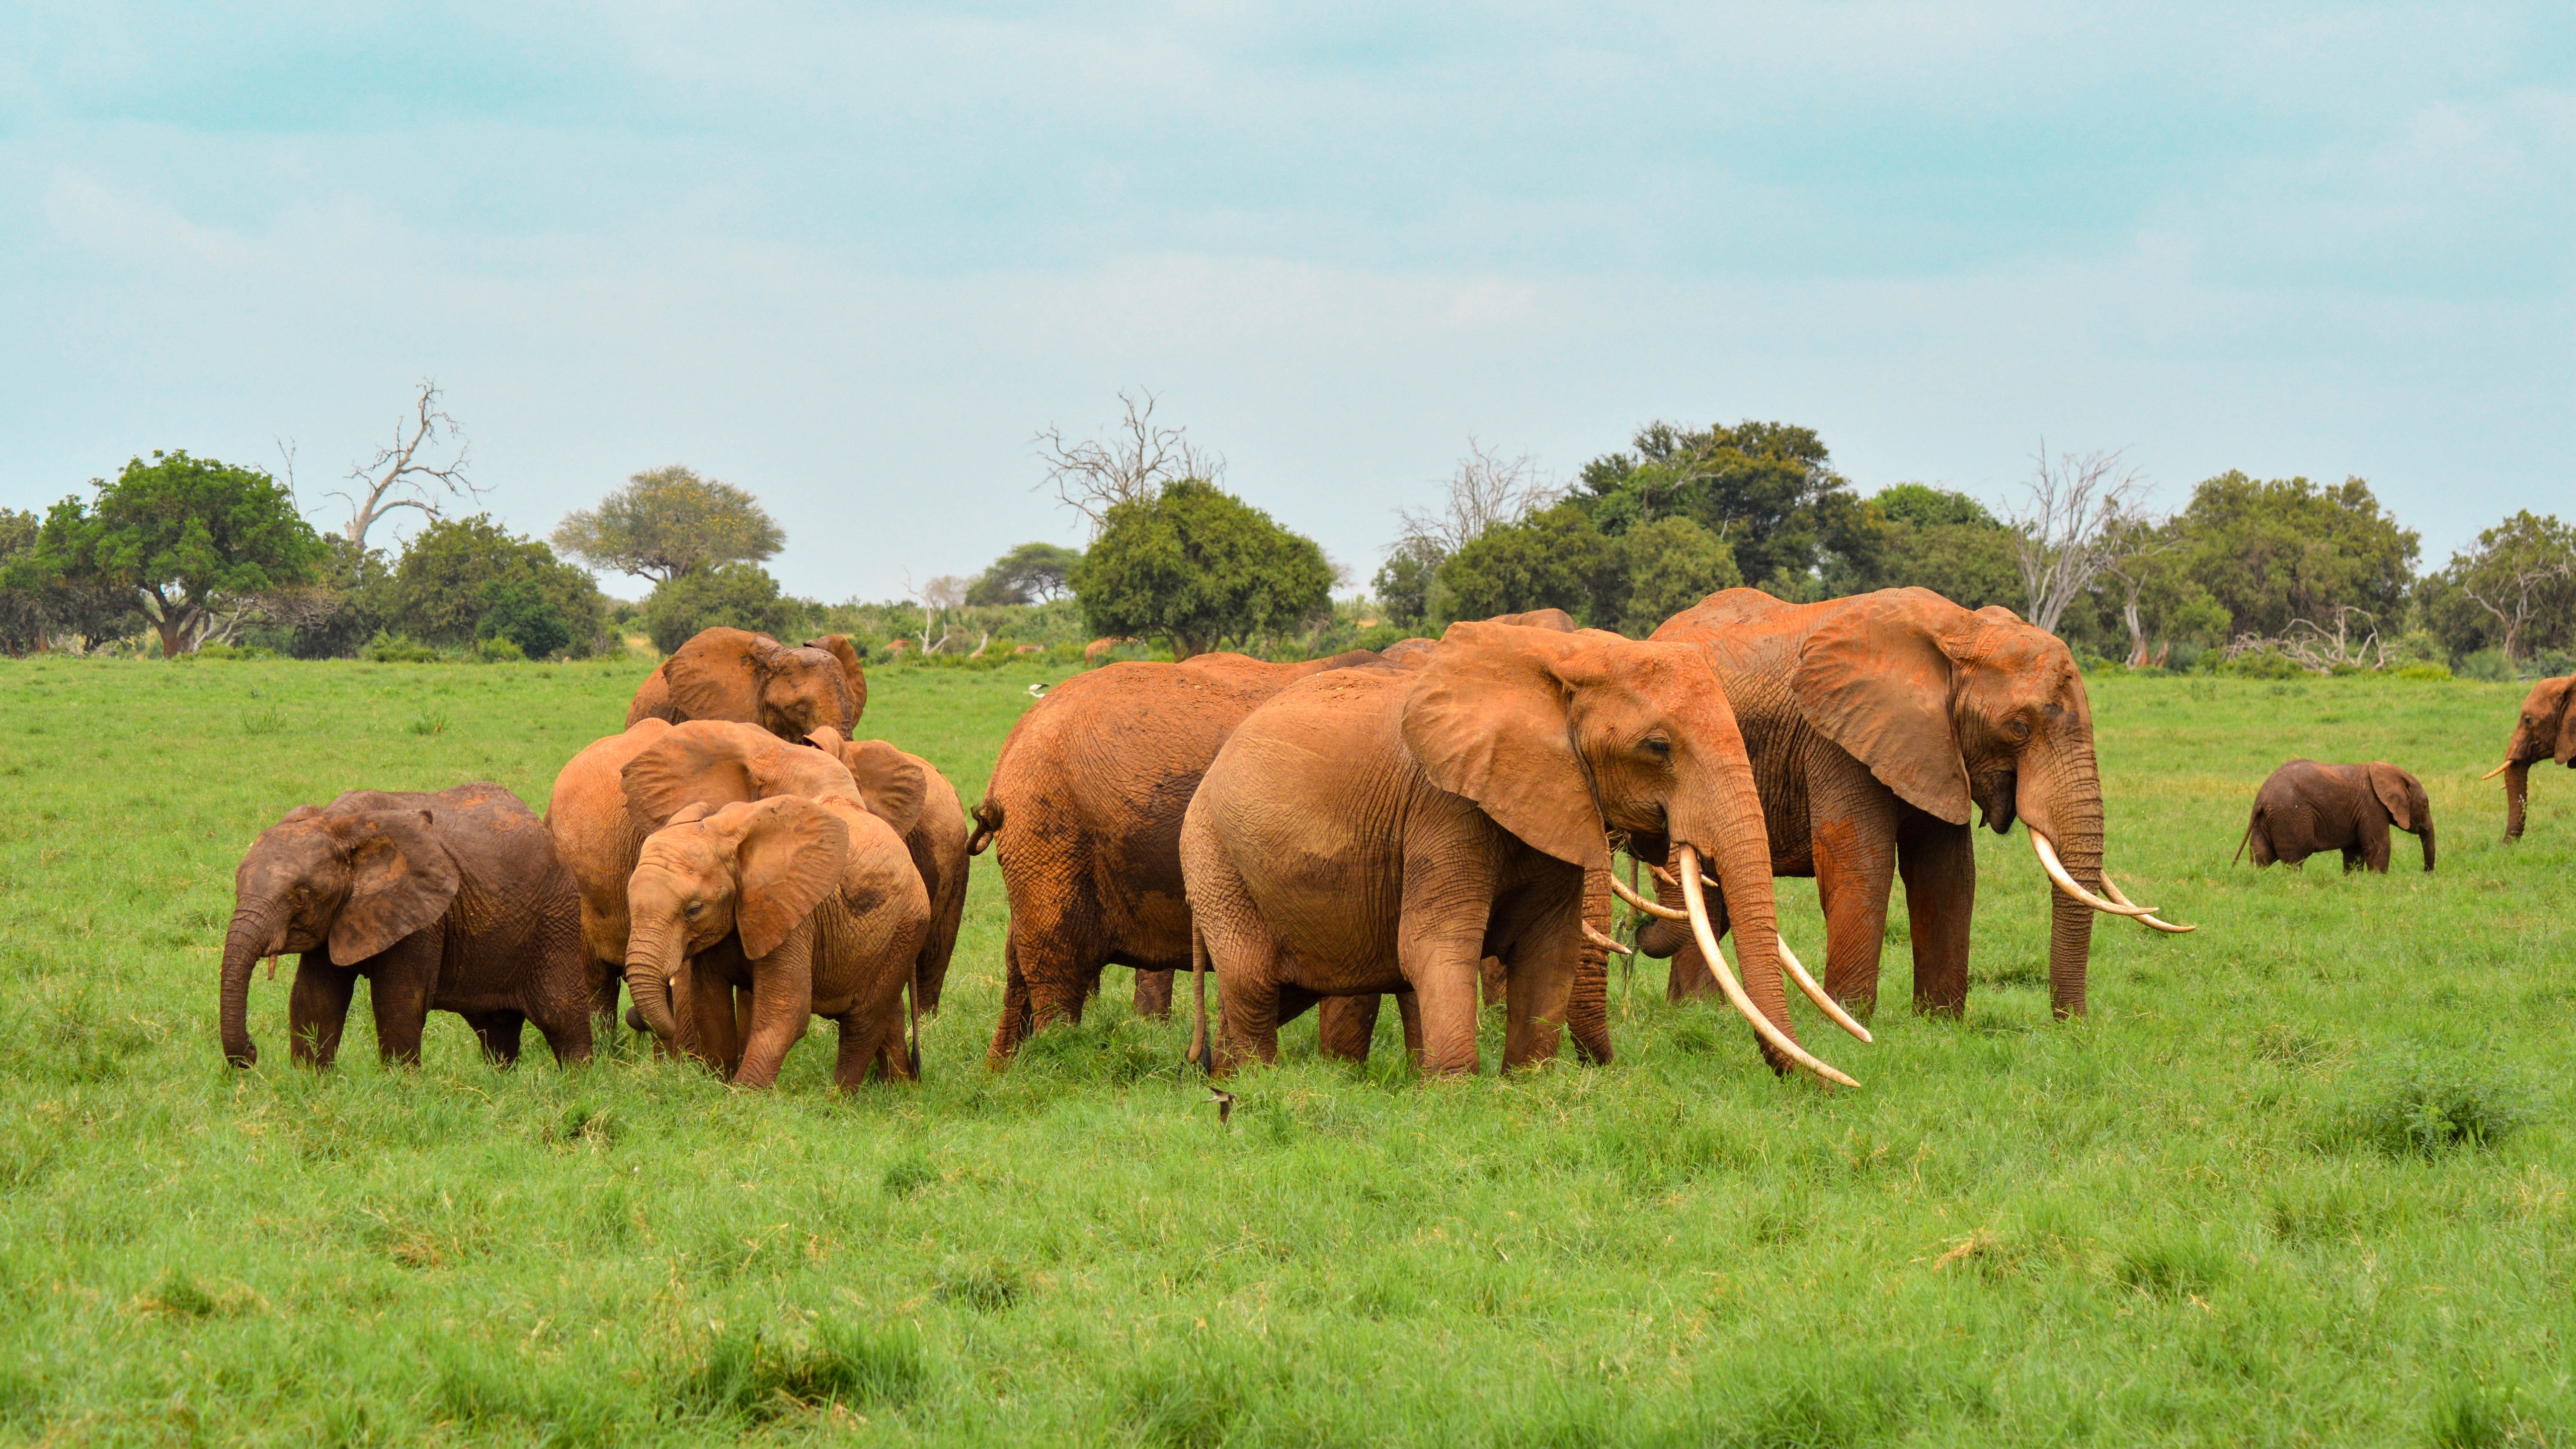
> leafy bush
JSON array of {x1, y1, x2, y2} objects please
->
[
  {"x1": 475, "y1": 578, "x2": 572, "y2": 659},
  {"x1": 2394, "y1": 663, "x2": 2454, "y2": 681},
  {"x1": 364, "y1": 631, "x2": 442, "y2": 663},
  {"x1": 2336, "y1": 1040, "x2": 2532, "y2": 1157},
  {"x1": 473, "y1": 635, "x2": 526, "y2": 663},
  {"x1": 641, "y1": 562, "x2": 794, "y2": 653},
  {"x1": 2456, "y1": 649, "x2": 2513, "y2": 683}
]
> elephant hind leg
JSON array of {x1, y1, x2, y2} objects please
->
[
  {"x1": 286, "y1": 959, "x2": 358, "y2": 1069},
  {"x1": 1897, "y1": 813, "x2": 1974, "y2": 1018},
  {"x1": 1133, "y1": 968, "x2": 1176, "y2": 1019},
  {"x1": 465, "y1": 1010, "x2": 527, "y2": 1066},
  {"x1": 1315, "y1": 995, "x2": 1382, "y2": 1062}
]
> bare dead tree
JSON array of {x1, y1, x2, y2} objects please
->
[
  {"x1": 902, "y1": 570, "x2": 971, "y2": 654},
  {"x1": 2098, "y1": 515, "x2": 2180, "y2": 668},
  {"x1": 2008, "y1": 442, "x2": 2150, "y2": 636},
  {"x1": 2463, "y1": 558, "x2": 2574, "y2": 670},
  {"x1": 2223, "y1": 607, "x2": 2394, "y2": 673},
  {"x1": 334, "y1": 379, "x2": 480, "y2": 547},
  {"x1": 1397, "y1": 437, "x2": 1562, "y2": 555},
  {"x1": 1033, "y1": 389, "x2": 1223, "y2": 534}
]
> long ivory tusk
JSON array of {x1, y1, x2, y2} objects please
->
[
  {"x1": 2100, "y1": 870, "x2": 2196, "y2": 934},
  {"x1": 1678, "y1": 846, "x2": 1857, "y2": 1089},
  {"x1": 2030, "y1": 831, "x2": 2155, "y2": 917},
  {"x1": 1582, "y1": 923, "x2": 1634, "y2": 956},
  {"x1": 1776, "y1": 933, "x2": 1871, "y2": 1042},
  {"x1": 1606, "y1": 869, "x2": 1688, "y2": 922},
  {"x1": 2482, "y1": 760, "x2": 2513, "y2": 781}
]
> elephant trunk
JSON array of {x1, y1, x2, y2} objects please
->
[
  {"x1": 1568, "y1": 867, "x2": 1615, "y2": 1065},
  {"x1": 2419, "y1": 819, "x2": 2437, "y2": 873},
  {"x1": 219, "y1": 904, "x2": 283, "y2": 1068},
  {"x1": 623, "y1": 922, "x2": 688, "y2": 1048},
  {"x1": 2034, "y1": 750, "x2": 2108, "y2": 1019},
  {"x1": 2505, "y1": 761, "x2": 2529, "y2": 841}
]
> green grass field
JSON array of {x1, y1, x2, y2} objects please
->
[{"x1": 1, "y1": 657, "x2": 2569, "y2": 1445}]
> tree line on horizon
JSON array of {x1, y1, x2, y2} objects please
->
[{"x1": 1, "y1": 384, "x2": 2567, "y2": 679}]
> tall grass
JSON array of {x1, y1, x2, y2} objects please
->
[{"x1": 0, "y1": 657, "x2": 2567, "y2": 1442}]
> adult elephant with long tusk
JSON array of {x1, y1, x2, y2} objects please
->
[
  {"x1": 1181, "y1": 621, "x2": 1857, "y2": 1084},
  {"x1": 2485, "y1": 675, "x2": 2576, "y2": 841},
  {"x1": 1642, "y1": 587, "x2": 2187, "y2": 1022}
]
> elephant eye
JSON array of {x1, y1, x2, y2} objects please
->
[
  {"x1": 1639, "y1": 736, "x2": 1671, "y2": 759},
  {"x1": 2005, "y1": 717, "x2": 2032, "y2": 741},
  {"x1": 684, "y1": 902, "x2": 705, "y2": 918}
]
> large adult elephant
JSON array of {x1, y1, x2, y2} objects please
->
[
  {"x1": 1643, "y1": 588, "x2": 2183, "y2": 1020},
  {"x1": 1182, "y1": 621, "x2": 1857, "y2": 1082},
  {"x1": 2484, "y1": 675, "x2": 2575, "y2": 840},
  {"x1": 969, "y1": 649, "x2": 1391, "y2": 1065},
  {"x1": 627, "y1": 628, "x2": 865, "y2": 740},
  {"x1": 220, "y1": 785, "x2": 592, "y2": 1069}
]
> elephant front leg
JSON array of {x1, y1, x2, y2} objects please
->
[
  {"x1": 286, "y1": 957, "x2": 357, "y2": 1068},
  {"x1": 1132, "y1": 969, "x2": 1175, "y2": 1019},
  {"x1": 732, "y1": 929, "x2": 817, "y2": 1090},
  {"x1": 687, "y1": 963, "x2": 744, "y2": 1076},
  {"x1": 465, "y1": 1011, "x2": 526, "y2": 1066},
  {"x1": 1811, "y1": 792, "x2": 1899, "y2": 1015},
  {"x1": 1896, "y1": 812, "x2": 1974, "y2": 1018},
  {"x1": 364, "y1": 933, "x2": 443, "y2": 1067},
  {"x1": 1315, "y1": 995, "x2": 1381, "y2": 1061}
]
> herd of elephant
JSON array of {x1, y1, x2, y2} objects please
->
[{"x1": 217, "y1": 588, "x2": 2576, "y2": 1091}]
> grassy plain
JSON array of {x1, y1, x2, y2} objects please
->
[{"x1": 0, "y1": 656, "x2": 2569, "y2": 1445}]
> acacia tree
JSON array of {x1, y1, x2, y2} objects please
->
[
  {"x1": 13, "y1": 451, "x2": 326, "y2": 657},
  {"x1": 967, "y1": 542, "x2": 1082, "y2": 606},
  {"x1": 2433, "y1": 512, "x2": 2576, "y2": 668},
  {"x1": 1071, "y1": 479, "x2": 1332, "y2": 658},
  {"x1": 333, "y1": 380, "x2": 481, "y2": 547},
  {"x1": 554, "y1": 467, "x2": 785, "y2": 584}
]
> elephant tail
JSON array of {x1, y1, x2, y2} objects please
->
[
  {"x1": 1186, "y1": 919, "x2": 1213, "y2": 1076},
  {"x1": 2233, "y1": 812, "x2": 2258, "y2": 866},
  {"x1": 967, "y1": 799, "x2": 1003, "y2": 856}
]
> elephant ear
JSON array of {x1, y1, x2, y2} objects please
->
[
  {"x1": 280, "y1": 804, "x2": 323, "y2": 824},
  {"x1": 804, "y1": 635, "x2": 868, "y2": 720},
  {"x1": 662, "y1": 628, "x2": 775, "y2": 723},
  {"x1": 2553, "y1": 679, "x2": 2576, "y2": 766},
  {"x1": 840, "y1": 740, "x2": 926, "y2": 836},
  {"x1": 325, "y1": 809, "x2": 461, "y2": 963},
  {"x1": 1975, "y1": 604, "x2": 2027, "y2": 626},
  {"x1": 722, "y1": 797, "x2": 849, "y2": 960},
  {"x1": 1400, "y1": 622, "x2": 1611, "y2": 871},
  {"x1": 1791, "y1": 592, "x2": 1974, "y2": 825},
  {"x1": 621, "y1": 727, "x2": 761, "y2": 827},
  {"x1": 2366, "y1": 763, "x2": 2416, "y2": 831}
]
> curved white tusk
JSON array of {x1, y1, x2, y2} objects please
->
[
  {"x1": 2100, "y1": 870, "x2": 2196, "y2": 934},
  {"x1": 1606, "y1": 869, "x2": 1688, "y2": 922},
  {"x1": 1678, "y1": 846, "x2": 1857, "y2": 1089},
  {"x1": 1582, "y1": 923, "x2": 1634, "y2": 956},
  {"x1": 2030, "y1": 831, "x2": 2155, "y2": 917},
  {"x1": 2482, "y1": 760, "x2": 2513, "y2": 781},
  {"x1": 1776, "y1": 933, "x2": 1871, "y2": 1042}
]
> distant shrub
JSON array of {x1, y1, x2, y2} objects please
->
[
  {"x1": 365, "y1": 631, "x2": 442, "y2": 663},
  {"x1": 189, "y1": 642, "x2": 276, "y2": 661},
  {"x1": 473, "y1": 635, "x2": 526, "y2": 664},
  {"x1": 2455, "y1": 649, "x2": 2513, "y2": 683},
  {"x1": 2393, "y1": 663, "x2": 2454, "y2": 681}
]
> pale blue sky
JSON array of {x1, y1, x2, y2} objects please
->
[{"x1": 3, "y1": 3, "x2": 2568, "y2": 599}]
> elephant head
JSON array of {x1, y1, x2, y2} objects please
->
[
  {"x1": 663, "y1": 627, "x2": 861, "y2": 742},
  {"x1": 1784, "y1": 588, "x2": 2148, "y2": 1016},
  {"x1": 1403, "y1": 622, "x2": 1845, "y2": 1081},
  {"x1": 2365, "y1": 762, "x2": 2435, "y2": 871},
  {"x1": 220, "y1": 804, "x2": 460, "y2": 1066},
  {"x1": 802, "y1": 635, "x2": 869, "y2": 722},
  {"x1": 622, "y1": 798, "x2": 848, "y2": 1048},
  {"x1": 2487, "y1": 676, "x2": 2576, "y2": 840}
]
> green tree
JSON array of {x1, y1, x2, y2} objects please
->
[
  {"x1": 1434, "y1": 502, "x2": 1618, "y2": 625},
  {"x1": 1852, "y1": 484, "x2": 2024, "y2": 612},
  {"x1": 2421, "y1": 512, "x2": 2576, "y2": 668},
  {"x1": 9, "y1": 451, "x2": 326, "y2": 658},
  {"x1": 1607, "y1": 515, "x2": 1741, "y2": 636},
  {"x1": 553, "y1": 466, "x2": 785, "y2": 585},
  {"x1": 1576, "y1": 419, "x2": 1873, "y2": 592},
  {"x1": 1070, "y1": 479, "x2": 1333, "y2": 659},
  {"x1": 274, "y1": 536, "x2": 398, "y2": 660},
  {"x1": 967, "y1": 541, "x2": 1084, "y2": 606},
  {"x1": 476, "y1": 578, "x2": 573, "y2": 660},
  {"x1": 1371, "y1": 536, "x2": 1444, "y2": 629},
  {"x1": 391, "y1": 515, "x2": 603, "y2": 655},
  {"x1": 640, "y1": 562, "x2": 796, "y2": 654},
  {"x1": 2166, "y1": 472, "x2": 2419, "y2": 640}
]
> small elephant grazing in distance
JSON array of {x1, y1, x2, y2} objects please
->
[
  {"x1": 2238, "y1": 760, "x2": 2434, "y2": 874},
  {"x1": 219, "y1": 784, "x2": 593, "y2": 1069}
]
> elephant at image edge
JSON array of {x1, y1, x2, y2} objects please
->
[
  {"x1": 968, "y1": 650, "x2": 1395, "y2": 1065},
  {"x1": 621, "y1": 760, "x2": 929, "y2": 1089},
  {"x1": 1182, "y1": 621, "x2": 1838, "y2": 1080},
  {"x1": 221, "y1": 784, "x2": 593, "y2": 1069},
  {"x1": 2238, "y1": 759, "x2": 2433, "y2": 873},
  {"x1": 806, "y1": 730, "x2": 971, "y2": 1016},
  {"x1": 2487, "y1": 675, "x2": 2576, "y2": 841},
  {"x1": 627, "y1": 628, "x2": 865, "y2": 740},
  {"x1": 1644, "y1": 587, "x2": 2178, "y2": 1020},
  {"x1": 547, "y1": 717, "x2": 917, "y2": 1038}
]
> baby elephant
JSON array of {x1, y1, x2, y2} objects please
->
[
  {"x1": 219, "y1": 784, "x2": 593, "y2": 1068},
  {"x1": 2238, "y1": 760, "x2": 2434, "y2": 874}
]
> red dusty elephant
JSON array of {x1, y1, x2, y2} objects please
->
[
  {"x1": 627, "y1": 628, "x2": 866, "y2": 740},
  {"x1": 2485, "y1": 675, "x2": 2576, "y2": 841},
  {"x1": 220, "y1": 784, "x2": 593, "y2": 1070},
  {"x1": 1642, "y1": 588, "x2": 2186, "y2": 1021},
  {"x1": 806, "y1": 730, "x2": 973, "y2": 1017},
  {"x1": 1182, "y1": 621, "x2": 1860, "y2": 1083},
  {"x1": 969, "y1": 649, "x2": 1390, "y2": 1065}
]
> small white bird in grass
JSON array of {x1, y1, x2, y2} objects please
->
[
  {"x1": 1026, "y1": 682, "x2": 1050, "y2": 698},
  {"x1": 1204, "y1": 1086, "x2": 1235, "y2": 1124}
]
